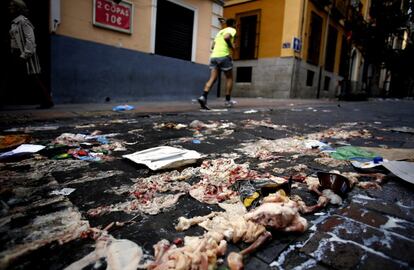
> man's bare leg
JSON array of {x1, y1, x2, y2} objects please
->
[
  {"x1": 224, "y1": 69, "x2": 233, "y2": 96},
  {"x1": 198, "y1": 68, "x2": 219, "y2": 110},
  {"x1": 204, "y1": 68, "x2": 219, "y2": 92}
]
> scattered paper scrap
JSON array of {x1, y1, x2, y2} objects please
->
[
  {"x1": 389, "y1": 127, "x2": 414, "y2": 134},
  {"x1": 382, "y1": 161, "x2": 414, "y2": 184},
  {"x1": 0, "y1": 144, "x2": 46, "y2": 158},
  {"x1": 112, "y1": 105, "x2": 135, "y2": 111},
  {"x1": 4, "y1": 126, "x2": 59, "y2": 132},
  {"x1": 123, "y1": 146, "x2": 202, "y2": 170},
  {"x1": 50, "y1": 188, "x2": 76, "y2": 196}
]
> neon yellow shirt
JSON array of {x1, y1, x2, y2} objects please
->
[{"x1": 210, "y1": 27, "x2": 237, "y2": 58}]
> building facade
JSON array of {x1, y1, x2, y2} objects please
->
[
  {"x1": 0, "y1": 0, "x2": 224, "y2": 104},
  {"x1": 223, "y1": 0, "x2": 371, "y2": 99}
]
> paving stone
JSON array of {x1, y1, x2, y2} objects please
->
[
  {"x1": 315, "y1": 216, "x2": 414, "y2": 265},
  {"x1": 269, "y1": 249, "x2": 330, "y2": 270},
  {"x1": 350, "y1": 193, "x2": 414, "y2": 223},
  {"x1": 301, "y1": 231, "x2": 408, "y2": 270},
  {"x1": 244, "y1": 256, "x2": 272, "y2": 270},
  {"x1": 337, "y1": 202, "x2": 414, "y2": 240},
  {"x1": 254, "y1": 234, "x2": 295, "y2": 263},
  {"x1": 301, "y1": 231, "x2": 364, "y2": 269},
  {"x1": 357, "y1": 252, "x2": 409, "y2": 270}
]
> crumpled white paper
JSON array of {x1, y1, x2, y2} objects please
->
[
  {"x1": 0, "y1": 144, "x2": 45, "y2": 158},
  {"x1": 123, "y1": 146, "x2": 202, "y2": 170}
]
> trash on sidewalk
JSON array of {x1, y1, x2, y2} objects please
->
[
  {"x1": 64, "y1": 231, "x2": 145, "y2": 270},
  {"x1": 68, "y1": 148, "x2": 111, "y2": 162},
  {"x1": 350, "y1": 157, "x2": 386, "y2": 169},
  {"x1": 359, "y1": 147, "x2": 414, "y2": 161},
  {"x1": 52, "y1": 153, "x2": 72, "y2": 160},
  {"x1": 316, "y1": 171, "x2": 351, "y2": 196},
  {"x1": 330, "y1": 146, "x2": 379, "y2": 160},
  {"x1": 231, "y1": 179, "x2": 290, "y2": 208},
  {"x1": 244, "y1": 109, "x2": 258, "y2": 114},
  {"x1": 4, "y1": 125, "x2": 59, "y2": 133},
  {"x1": 0, "y1": 144, "x2": 46, "y2": 159},
  {"x1": 112, "y1": 104, "x2": 135, "y2": 111},
  {"x1": 304, "y1": 140, "x2": 335, "y2": 152},
  {"x1": 382, "y1": 161, "x2": 414, "y2": 184},
  {"x1": 0, "y1": 134, "x2": 31, "y2": 150},
  {"x1": 50, "y1": 188, "x2": 76, "y2": 196},
  {"x1": 153, "y1": 122, "x2": 188, "y2": 130},
  {"x1": 123, "y1": 146, "x2": 202, "y2": 170},
  {"x1": 388, "y1": 126, "x2": 414, "y2": 134}
]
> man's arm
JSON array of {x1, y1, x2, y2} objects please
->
[{"x1": 224, "y1": 33, "x2": 233, "y2": 50}]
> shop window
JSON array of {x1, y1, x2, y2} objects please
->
[
  {"x1": 325, "y1": 25, "x2": 338, "y2": 72},
  {"x1": 155, "y1": 0, "x2": 194, "y2": 61},
  {"x1": 236, "y1": 11, "x2": 260, "y2": 60},
  {"x1": 324, "y1": 76, "x2": 331, "y2": 90},
  {"x1": 236, "y1": 66, "x2": 252, "y2": 82},
  {"x1": 306, "y1": 70, "x2": 315, "y2": 86},
  {"x1": 307, "y1": 12, "x2": 322, "y2": 65}
]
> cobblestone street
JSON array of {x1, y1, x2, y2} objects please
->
[{"x1": 0, "y1": 99, "x2": 413, "y2": 270}]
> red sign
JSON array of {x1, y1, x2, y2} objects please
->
[{"x1": 93, "y1": 0, "x2": 133, "y2": 34}]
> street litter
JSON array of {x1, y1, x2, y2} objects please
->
[
  {"x1": 241, "y1": 119, "x2": 288, "y2": 130},
  {"x1": 201, "y1": 108, "x2": 228, "y2": 112},
  {"x1": 68, "y1": 148, "x2": 112, "y2": 162},
  {"x1": 359, "y1": 147, "x2": 414, "y2": 161},
  {"x1": 0, "y1": 134, "x2": 31, "y2": 150},
  {"x1": 50, "y1": 188, "x2": 76, "y2": 196},
  {"x1": 153, "y1": 122, "x2": 188, "y2": 129},
  {"x1": 64, "y1": 230, "x2": 145, "y2": 270},
  {"x1": 304, "y1": 140, "x2": 335, "y2": 152},
  {"x1": 389, "y1": 126, "x2": 414, "y2": 134},
  {"x1": 244, "y1": 109, "x2": 258, "y2": 114},
  {"x1": 123, "y1": 146, "x2": 202, "y2": 170},
  {"x1": 3, "y1": 125, "x2": 59, "y2": 133},
  {"x1": 172, "y1": 189, "x2": 342, "y2": 269},
  {"x1": 0, "y1": 144, "x2": 45, "y2": 159},
  {"x1": 112, "y1": 104, "x2": 135, "y2": 111},
  {"x1": 382, "y1": 161, "x2": 414, "y2": 184},
  {"x1": 307, "y1": 127, "x2": 372, "y2": 140},
  {"x1": 0, "y1": 207, "x2": 89, "y2": 267},
  {"x1": 350, "y1": 157, "x2": 387, "y2": 169},
  {"x1": 231, "y1": 178, "x2": 290, "y2": 208},
  {"x1": 316, "y1": 171, "x2": 351, "y2": 196},
  {"x1": 330, "y1": 146, "x2": 379, "y2": 160}
]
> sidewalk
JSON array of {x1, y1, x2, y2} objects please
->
[{"x1": 0, "y1": 98, "x2": 338, "y2": 122}]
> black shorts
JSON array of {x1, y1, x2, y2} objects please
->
[{"x1": 209, "y1": 56, "x2": 233, "y2": 71}]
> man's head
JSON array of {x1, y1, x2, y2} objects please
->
[
  {"x1": 9, "y1": 0, "x2": 28, "y2": 16},
  {"x1": 226, "y1": 18, "x2": 236, "y2": 28}
]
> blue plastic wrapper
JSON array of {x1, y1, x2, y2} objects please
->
[{"x1": 112, "y1": 105, "x2": 135, "y2": 111}]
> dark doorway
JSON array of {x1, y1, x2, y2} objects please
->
[
  {"x1": 239, "y1": 14, "x2": 258, "y2": 60},
  {"x1": 0, "y1": 0, "x2": 50, "y2": 106},
  {"x1": 155, "y1": 0, "x2": 194, "y2": 61},
  {"x1": 307, "y1": 12, "x2": 322, "y2": 66},
  {"x1": 339, "y1": 35, "x2": 348, "y2": 77}
]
